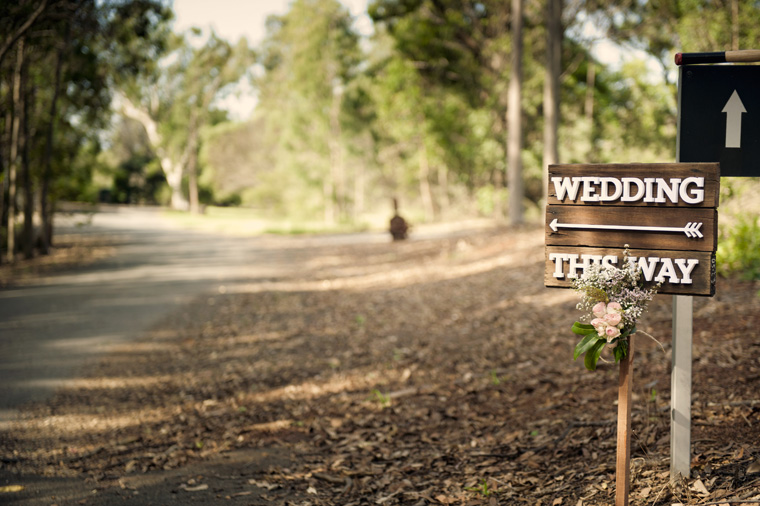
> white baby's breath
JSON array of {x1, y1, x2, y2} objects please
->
[{"x1": 570, "y1": 246, "x2": 660, "y2": 370}]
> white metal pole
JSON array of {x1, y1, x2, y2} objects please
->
[
  {"x1": 671, "y1": 294, "x2": 693, "y2": 479},
  {"x1": 671, "y1": 67, "x2": 693, "y2": 480}
]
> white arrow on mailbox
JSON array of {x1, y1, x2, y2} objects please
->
[
  {"x1": 723, "y1": 90, "x2": 746, "y2": 148},
  {"x1": 549, "y1": 218, "x2": 703, "y2": 238}
]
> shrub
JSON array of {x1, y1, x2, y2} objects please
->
[{"x1": 716, "y1": 214, "x2": 760, "y2": 280}]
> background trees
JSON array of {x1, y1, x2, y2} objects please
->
[
  {"x1": 3, "y1": 0, "x2": 747, "y2": 261},
  {"x1": 0, "y1": 0, "x2": 170, "y2": 262}
]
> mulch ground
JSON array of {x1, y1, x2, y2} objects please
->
[{"x1": 1, "y1": 224, "x2": 759, "y2": 505}]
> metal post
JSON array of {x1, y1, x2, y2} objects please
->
[{"x1": 671, "y1": 294, "x2": 693, "y2": 479}]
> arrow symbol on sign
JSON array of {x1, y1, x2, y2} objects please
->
[
  {"x1": 722, "y1": 90, "x2": 746, "y2": 148},
  {"x1": 550, "y1": 218, "x2": 703, "y2": 238}
]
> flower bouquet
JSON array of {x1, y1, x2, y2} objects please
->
[{"x1": 572, "y1": 247, "x2": 659, "y2": 371}]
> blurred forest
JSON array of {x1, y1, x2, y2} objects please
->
[{"x1": 2, "y1": 0, "x2": 760, "y2": 263}]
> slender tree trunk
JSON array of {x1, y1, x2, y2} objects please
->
[
  {"x1": 328, "y1": 86, "x2": 344, "y2": 221},
  {"x1": 323, "y1": 177, "x2": 335, "y2": 224},
  {"x1": 543, "y1": 0, "x2": 561, "y2": 207},
  {"x1": 186, "y1": 113, "x2": 200, "y2": 214},
  {"x1": 22, "y1": 63, "x2": 34, "y2": 260},
  {"x1": 507, "y1": 0, "x2": 524, "y2": 226},
  {"x1": 7, "y1": 39, "x2": 25, "y2": 263},
  {"x1": 437, "y1": 164, "x2": 450, "y2": 215},
  {"x1": 418, "y1": 135, "x2": 435, "y2": 221},
  {"x1": 0, "y1": 92, "x2": 10, "y2": 264},
  {"x1": 41, "y1": 36, "x2": 67, "y2": 254},
  {"x1": 731, "y1": 0, "x2": 739, "y2": 51},
  {"x1": 353, "y1": 141, "x2": 366, "y2": 223},
  {"x1": 585, "y1": 59, "x2": 596, "y2": 160},
  {"x1": 187, "y1": 151, "x2": 199, "y2": 214}
]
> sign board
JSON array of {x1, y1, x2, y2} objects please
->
[
  {"x1": 545, "y1": 163, "x2": 719, "y2": 296},
  {"x1": 678, "y1": 65, "x2": 760, "y2": 177}
]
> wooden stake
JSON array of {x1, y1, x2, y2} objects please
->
[{"x1": 616, "y1": 337, "x2": 634, "y2": 506}]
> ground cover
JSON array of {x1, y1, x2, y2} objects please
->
[{"x1": 2, "y1": 224, "x2": 759, "y2": 505}]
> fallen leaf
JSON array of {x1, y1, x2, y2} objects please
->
[
  {"x1": 690, "y1": 479, "x2": 709, "y2": 496},
  {"x1": 180, "y1": 483, "x2": 209, "y2": 492},
  {"x1": 747, "y1": 458, "x2": 760, "y2": 475},
  {"x1": 0, "y1": 485, "x2": 24, "y2": 493}
]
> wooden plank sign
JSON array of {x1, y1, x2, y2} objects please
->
[{"x1": 545, "y1": 163, "x2": 719, "y2": 296}]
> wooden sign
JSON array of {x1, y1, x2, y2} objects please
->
[{"x1": 545, "y1": 163, "x2": 719, "y2": 296}]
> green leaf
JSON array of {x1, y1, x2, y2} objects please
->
[
  {"x1": 571, "y1": 322, "x2": 596, "y2": 335},
  {"x1": 613, "y1": 339, "x2": 629, "y2": 363},
  {"x1": 573, "y1": 332, "x2": 602, "y2": 360},
  {"x1": 584, "y1": 340, "x2": 606, "y2": 371}
]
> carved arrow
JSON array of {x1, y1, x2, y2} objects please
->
[{"x1": 549, "y1": 219, "x2": 703, "y2": 238}]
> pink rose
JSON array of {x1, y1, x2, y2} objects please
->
[
  {"x1": 605, "y1": 326, "x2": 621, "y2": 341},
  {"x1": 603, "y1": 312, "x2": 622, "y2": 327},
  {"x1": 590, "y1": 318, "x2": 606, "y2": 334},
  {"x1": 592, "y1": 302, "x2": 607, "y2": 318},
  {"x1": 606, "y1": 301, "x2": 623, "y2": 314}
]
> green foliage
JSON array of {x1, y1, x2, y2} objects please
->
[
  {"x1": 717, "y1": 214, "x2": 760, "y2": 280},
  {"x1": 369, "y1": 389, "x2": 391, "y2": 408},
  {"x1": 465, "y1": 478, "x2": 493, "y2": 497}
]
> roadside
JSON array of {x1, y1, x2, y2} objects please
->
[{"x1": 1, "y1": 220, "x2": 759, "y2": 505}]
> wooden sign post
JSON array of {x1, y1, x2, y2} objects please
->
[{"x1": 544, "y1": 163, "x2": 719, "y2": 505}]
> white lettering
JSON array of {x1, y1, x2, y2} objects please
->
[
  {"x1": 679, "y1": 177, "x2": 705, "y2": 204},
  {"x1": 599, "y1": 177, "x2": 623, "y2": 202},
  {"x1": 581, "y1": 177, "x2": 601, "y2": 202},
  {"x1": 674, "y1": 258, "x2": 699, "y2": 284},
  {"x1": 655, "y1": 177, "x2": 681, "y2": 204},
  {"x1": 643, "y1": 178, "x2": 657, "y2": 203},
  {"x1": 633, "y1": 256, "x2": 660, "y2": 281},
  {"x1": 567, "y1": 254, "x2": 603, "y2": 278},
  {"x1": 552, "y1": 177, "x2": 582, "y2": 202},
  {"x1": 553, "y1": 175, "x2": 707, "y2": 205},
  {"x1": 551, "y1": 253, "x2": 702, "y2": 286},
  {"x1": 549, "y1": 253, "x2": 571, "y2": 278},
  {"x1": 655, "y1": 258, "x2": 679, "y2": 284},
  {"x1": 621, "y1": 177, "x2": 645, "y2": 202}
]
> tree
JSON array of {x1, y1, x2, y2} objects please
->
[
  {"x1": 0, "y1": 0, "x2": 171, "y2": 261},
  {"x1": 256, "y1": 0, "x2": 361, "y2": 223},
  {"x1": 542, "y1": 0, "x2": 562, "y2": 207},
  {"x1": 507, "y1": 0, "x2": 524, "y2": 225},
  {"x1": 119, "y1": 30, "x2": 254, "y2": 212}
]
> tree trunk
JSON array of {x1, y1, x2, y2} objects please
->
[
  {"x1": 507, "y1": 0, "x2": 524, "y2": 226},
  {"x1": 328, "y1": 86, "x2": 344, "y2": 222},
  {"x1": 585, "y1": 59, "x2": 596, "y2": 160},
  {"x1": 22, "y1": 61, "x2": 34, "y2": 260},
  {"x1": 0, "y1": 90, "x2": 10, "y2": 264},
  {"x1": 119, "y1": 95, "x2": 188, "y2": 210},
  {"x1": 731, "y1": 0, "x2": 739, "y2": 51},
  {"x1": 7, "y1": 39, "x2": 24, "y2": 263},
  {"x1": 418, "y1": 135, "x2": 435, "y2": 221},
  {"x1": 437, "y1": 164, "x2": 450, "y2": 215},
  {"x1": 323, "y1": 177, "x2": 335, "y2": 224},
  {"x1": 542, "y1": 0, "x2": 562, "y2": 207},
  {"x1": 40, "y1": 35, "x2": 67, "y2": 254},
  {"x1": 186, "y1": 112, "x2": 200, "y2": 214}
]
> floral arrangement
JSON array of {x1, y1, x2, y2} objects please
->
[{"x1": 571, "y1": 246, "x2": 660, "y2": 370}]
